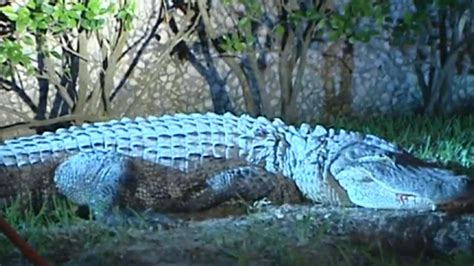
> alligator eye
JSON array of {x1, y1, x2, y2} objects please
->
[
  {"x1": 360, "y1": 176, "x2": 374, "y2": 183},
  {"x1": 396, "y1": 193, "x2": 416, "y2": 205}
]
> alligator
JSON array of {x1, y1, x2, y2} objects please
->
[{"x1": 0, "y1": 112, "x2": 472, "y2": 218}]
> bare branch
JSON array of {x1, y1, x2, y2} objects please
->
[
  {"x1": 74, "y1": 31, "x2": 91, "y2": 115},
  {"x1": 0, "y1": 113, "x2": 115, "y2": 137},
  {"x1": 0, "y1": 105, "x2": 32, "y2": 121}
]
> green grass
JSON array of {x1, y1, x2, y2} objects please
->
[{"x1": 0, "y1": 114, "x2": 473, "y2": 265}]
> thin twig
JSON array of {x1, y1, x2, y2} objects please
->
[
  {"x1": 0, "y1": 216, "x2": 48, "y2": 266},
  {"x1": 0, "y1": 114, "x2": 113, "y2": 136}
]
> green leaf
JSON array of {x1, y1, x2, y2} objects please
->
[
  {"x1": 238, "y1": 17, "x2": 251, "y2": 29},
  {"x1": 0, "y1": 53, "x2": 7, "y2": 64},
  {"x1": 16, "y1": 17, "x2": 30, "y2": 32},
  {"x1": 66, "y1": 17, "x2": 78, "y2": 28},
  {"x1": 41, "y1": 3, "x2": 55, "y2": 15},
  {"x1": 328, "y1": 30, "x2": 342, "y2": 41},
  {"x1": 71, "y1": 3, "x2": 86, "y2": 12},
  {"x1": 85, "y1": 9, "x2": 98, "y2": 20},
  {"x1": 306, "y1": 10, "x2": 322, "y2": 21},
  {"x1": 17, "y1": 6, "x2": 31, "y2": 21},
  {"x1": 87, "y1": 0, "x2": 101, "y2": 12},
  {"x1": 0, "y1": 6, "x2": 18, "y2": 21},
  {"x1": 95, "y1": 18, "x2": 105, "y2": 29},
  {"x1": 37, "y1": 20, "x2": 49, "y2": 30},
  {"x1": 246, "y1": 36, "x2": 255, "y2": 47},
  {"x1": 221, "y1": 35, "x2": 232, "y2": 51},
  {"x1": 26, "y1": 0, "x2": 36, "y2": 9},
  {"x1": 105, "y1": 3, "x2": 116, "y2": 14},
  {"x1": 275, "y1": 24, "x2": 285, "y2": 37},
  {"x1": 330, "y1": 16, "x2": 343, "y2": 30},
  {"x1": 52, "y1": 7, "x2": 62, "y2": 20},
  {"x1": 0, "y1": 64, "x2": 12, "y2": 76},
  {"x1": 51, "y1": 25, "x2": 64, "y2": 33},
  {"x1": 403, "y1": 12, "x2": 413, "y2": 25},
  {"x1": 23, "y1": 35, "x2": 35, "y2": 46},
  {"x1": 26, "y1": 65, "x2": 35, "y2": 75},
  {"x1": 232, "y1": 35, "x2": 243, "y2": 52},
  {"x1": 33, "y1": 11, "x2": 48, "y2": 21},
  {"x1": 50, "y1": 50, "x2": 62, "y2": 59}
]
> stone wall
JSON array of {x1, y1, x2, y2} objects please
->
[{"x1": 0, "y1": 0, "x2": 472, "y2": 135}]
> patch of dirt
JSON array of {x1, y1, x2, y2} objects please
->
[{"x1": 2, "y1": 205, "x2": 474, "y2": 265}]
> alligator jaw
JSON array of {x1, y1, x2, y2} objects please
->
[{"x1": 329, "y1": 149, "x2": 472, "y2": 210}]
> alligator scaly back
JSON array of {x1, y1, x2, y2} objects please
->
[{"x1": 0, "y1": 113, "x2": 287, "y2": 171}]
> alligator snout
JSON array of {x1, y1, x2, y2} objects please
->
[{"x1": 327, "y1": 142, "x2": 473, "y2": 210}]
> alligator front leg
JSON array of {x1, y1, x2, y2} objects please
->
[
  {"x1": 53, "y1": 152, "x2": 130, "y2": 220},
  {"x1": 324, "y1": 134, "x2": 473, "y2": 210},
  {"x1": 54, "y1": 151, "x2": 302, "y2": 221}
]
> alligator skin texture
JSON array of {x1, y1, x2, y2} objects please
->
[
  {"x1": 54, "y1": 151, "x2": 303, "y2": 218},
  {"x1": 0, "y1": 112, "x2": 472, "y2": 215}
]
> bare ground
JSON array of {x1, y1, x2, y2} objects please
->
[{"x1": 1, "y1": 203, "x2": 474, "y2": 265}]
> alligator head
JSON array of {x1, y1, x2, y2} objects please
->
[{"x1": 293, "y1": 125, "x2": 473, "y2": 210}]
